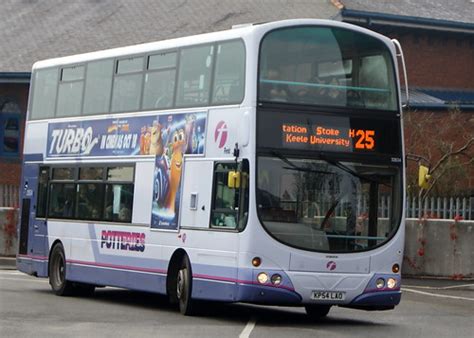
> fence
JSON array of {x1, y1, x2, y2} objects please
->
[
  {"x1": 284, "y1": 194, "x2": 473, "y2": 221},
  {"x1": 0, "y1": 185, "x2": 19, "y2": 208},
  {"x1": 405, "y1": 195, "x2": 473, "y2": 220},
  {"x1": 1, "y1": 184, "x2": 472, "y2": 220}
]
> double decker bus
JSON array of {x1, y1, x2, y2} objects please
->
[{"x1": 17, "y1": 19, "x2": 406, "y2": 318}]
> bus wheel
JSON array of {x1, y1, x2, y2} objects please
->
[
  {"x1": 305, "y1": 305, "x2": 331, "y2": 319},
  {"x1": 176, "y1": 255, "x2": 195, "y2": 315},
  {"x1": 49, "y1": 243, "x2": 74, "y2": 296}
]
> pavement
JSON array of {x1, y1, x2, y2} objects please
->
[{"x1": 0, "y1": 256, "x2": 16, "y2": 270}]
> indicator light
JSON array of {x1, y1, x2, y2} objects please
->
[
  {"x1": 392, "y1": 264, "x2": 400, "y2": 273},
  {"x1": 252, "y1": 257, "x2": 261, "y2": 267}
]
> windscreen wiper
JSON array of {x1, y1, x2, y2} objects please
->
[
  {"x1": 317, "y1": 153, "x2": 391, "y2": 187},
  {"x1": 271, "y1": 151, "x2": 332, "y2": 175}
]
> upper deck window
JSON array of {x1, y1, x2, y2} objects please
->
[
  {"x1": 212, "y1": 40, "x2": 245, "y2": 105},
  {"x1": 142, "y1": 51, "x2": 177, "y2": 110},
  {"x1": 30, "y1": 68, "x2": 58, "y2": 120},
  {"x1": 111, "y1": 57, "x2": 144, "y2": 112},
  {"x1": 176, "y1": 44, "x2": 214, "y2": 107},
  {"x1": 83, "y1": 60, "x2": 114, "y2": 115},
  {"x1": 57, "y1": 65, "x2": 85, "y2": 117},
  {"x1": 259, "y1": 26, "x2": 397, "y2": 111}
]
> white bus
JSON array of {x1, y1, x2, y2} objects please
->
[{"x1": 17, "y1": 19, "x2": 406, "y2": 318}]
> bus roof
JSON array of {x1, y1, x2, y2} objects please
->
[{"x1": 32, "y1": 19, "x2": 392, "y2": 70}]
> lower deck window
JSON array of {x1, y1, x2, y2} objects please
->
[
  {"x1": 48, "y1": 183, "x2": 76, "y2": 218},
  {"x1": 40, "y1": 165, "x2": 134, "y2": 223},
  {"x1": 104, "y1": 184, "x2": 133, "y2": 222},
  {"x1": 76, "y1": 183, "x2": 105, "y2": 220}
]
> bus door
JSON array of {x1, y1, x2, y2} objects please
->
[
  {"x1": 180, "y1": 159, "x2": 214, "y2": 228},
  {"x1": 19, "y1": 164, "x2": 48, "y2": 259}
]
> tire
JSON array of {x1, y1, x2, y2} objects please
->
[
  {"x1": 305, "y1": 305, "x2": 331, "y2": 319},
  {"x1": 49, "y1": 243, "x2": 74, "y2": 296},
  {"x1": 176, "y1": 255, "x2": 196, "y2": 315}
]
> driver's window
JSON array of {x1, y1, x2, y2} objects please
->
[{"x1": 210, "y1": 160, "x2": 249, "y2": 230}]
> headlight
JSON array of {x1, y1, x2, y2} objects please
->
[
  {"x1": 376, "y1": 278, "x2": 385, "y2": 289},
  {"x1": 271, "y1": 274, "x2": 282, "y2": 285},
  {"x1": 387, "y1": 278, "x2": 397, "y2": 289},
  {"x1": 257, "y1": 272, "x2": 269, "y2": 284}
]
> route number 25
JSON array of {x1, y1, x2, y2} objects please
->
[{"x1": 350, "y1": 129, "x2": 375, "y2": 150}]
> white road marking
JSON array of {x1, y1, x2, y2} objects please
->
[
  {"x1": 239, "y1": 317, "x2": 257, "y2": 338},
  {"x1": 402, "y1": 287, "x2": 474, "y2": 301},
  {"x1": 403, "y1": 283, "x2": 474, "y2": 290}
]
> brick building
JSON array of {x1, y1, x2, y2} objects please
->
[{"x1": 0, "y1": 0, "x2": 473, "y2": 207}]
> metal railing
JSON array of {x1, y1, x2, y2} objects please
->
[
  {"x1": 0, "y1": 185, "x2": 19, "y2": 208},
  {"x1": 406, "y1": 195, "x2": 473, "y2": 220},
  {"x1": 281, "y1": 194, "x2": 473, "y2": 221}
]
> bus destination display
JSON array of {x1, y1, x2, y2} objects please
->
[
  {"x1": 282, "y1": 124, "x2": 375, "y2": 151},
  {"x1": 258, "y1": 110, "x2": 400, "y2": 155}
]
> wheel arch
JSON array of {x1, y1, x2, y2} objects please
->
[
  {"x1": 166, "y1": 248, "x2": 191, "y2": 299},
  {"x1": 48, "y1": 239, "x2": 64, "y2": 277}
]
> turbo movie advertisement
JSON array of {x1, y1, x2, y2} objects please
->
[
  {"x1": 46, "y1": 112, "x2": 207, "y2": 230},
  {"x1": 150, "y1": 112, "x2": 207, "y2": 230}
]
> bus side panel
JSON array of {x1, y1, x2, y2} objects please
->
[
  {"x1": 47, "y1": 221, "x2": 168, "y2": 294},
  {"x1": 17, "y1": 162, "x2": 48, "y2": 277},
  {"x1": 66, "y1": 264, "x2": 168, "y2": 294}
]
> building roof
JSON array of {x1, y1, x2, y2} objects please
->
[
  {"x1": 406, "y1": 88, "x2": 474, "y2": 109},
  {"x1": 0, "y1": 0, "x2": 338, "y2": 72},
  {"x1": 2, "y1": 0, "x2": 473, "y2": 72},
  {"x1": 339, "y1": 0, "x2": 474, "y2": 32}
]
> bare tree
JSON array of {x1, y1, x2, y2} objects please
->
[{"x1": 404, "y1": 107, "x2": 474, "y2": 200}]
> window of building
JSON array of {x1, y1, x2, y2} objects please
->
[
  {"x1": 0, "y1": 114, "x2": 20, "y2": 157},
  {"x1": 212, "y1": 40, "x2": 245, "y2": 104},
  {"x1": 176, "y1": 44, "x2": 214, "y2": 107}
]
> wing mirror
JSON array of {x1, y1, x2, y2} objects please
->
[{"x1": 418, "y1": 165, "x2": 431, "y2": 189}]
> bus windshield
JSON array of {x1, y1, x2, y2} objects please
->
[
  {"x1": 256, "y1": 155, "x2": 401, "y2": 253},
  {"x1": 259, "y1": 26, "x2": 397, "y2": 111}
]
